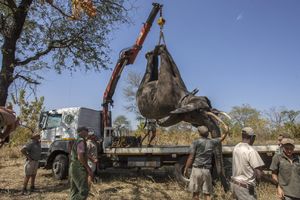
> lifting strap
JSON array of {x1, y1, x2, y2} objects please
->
[{"x1": 157, "y1": 7, "x2": 166, "y2": 45}]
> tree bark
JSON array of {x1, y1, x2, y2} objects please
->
[
  {"x1": 0, "y1": 0, "x2": 33, "y2": 106},
  {"x1": 0, "y1": 38, "x2": 16, "y2": 106}
]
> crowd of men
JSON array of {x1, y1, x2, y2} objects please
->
[
  {"x1": 185, "y1": 126, "x2": 300, "y2": 200},
  {"x1": 19, "y1": 125, "x2": 299, "y2": 200}
]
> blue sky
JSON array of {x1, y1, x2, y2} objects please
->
[{"x1": 35, "y1": 0, "x2": 300, "y2": 128}]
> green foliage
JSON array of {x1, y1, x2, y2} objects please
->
[
  {"x1": 113, "y1": 115, "x2": 131, "y2": 131},
  {"x1": 0, "y1": 0, "x2": 131, "y2": 105},
  {"x1": 9, "y1": 89, "x2": 44, "y2": 146}
]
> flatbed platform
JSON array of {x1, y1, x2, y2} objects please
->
[{"x1": 104, "y1": 144, "x2": 300, "y2": 156}]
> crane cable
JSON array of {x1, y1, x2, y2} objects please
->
[{"x1": 157, "y1": 7, "x2": 166, "y2": 45}]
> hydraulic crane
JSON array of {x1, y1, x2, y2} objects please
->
[{"x1": 102, "y1": 3, "x2": 163, "y2": 130}]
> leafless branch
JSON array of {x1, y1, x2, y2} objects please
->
[{"x1": 14, "y1": 74, "x2": 40, "y2": 85}]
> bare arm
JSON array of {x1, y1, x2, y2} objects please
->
[
  {"x1": 184, "y1": 153, "x2": 194, "y2": 177},
  {"x1": 254, "y1": 167, "x2": 277, "y2": 185},
  {"x1": 21, "y1": 147, "x2": 32, "y2": 161},
  {"x1": 78, "y1": 152, "x2": 94, "y2": 180}
]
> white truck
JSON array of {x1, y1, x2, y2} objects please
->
[{"x1": 38, "y1": 107, "x2": 300, "y2": 182}]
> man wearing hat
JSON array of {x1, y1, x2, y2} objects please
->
[
  {"x1": 231, "y1": 127, "x2": 264, "y2": 200},
  {"x1": 270, "y1": 138, "x2": 300, "y2": 200},
  {"x1": 184, "y1": 125, "x2": 228, "y2": 200},
  {"x1": 20, "y1": 133, "x2": 41, "y2": 194},
  {"x1": 69, "y1": 126, "x2": 94, "y2": 200}
]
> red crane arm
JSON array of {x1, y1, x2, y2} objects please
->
[{"x1": 102, "y1": 3, "x2": 163, "y2": 128}]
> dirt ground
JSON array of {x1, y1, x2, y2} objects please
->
[{"x1": 0, "y1": 146, "x2": 277, "y2": 200}]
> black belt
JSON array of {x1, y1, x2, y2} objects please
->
[
  {"x1": 193, "y1": 165, "x2": 211, "y2": 169},
  {"x1": 231, "y1": 179, "x2": 254, "y2": 190}
]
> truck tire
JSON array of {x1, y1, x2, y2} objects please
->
[
  {"x1": 174, "y1": 157, "x2": 189, "y2": 186},
  {"x1": 52, "y1": 154, "x2": 68, "y2": 180}
]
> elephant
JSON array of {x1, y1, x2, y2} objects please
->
[
  {"x1": 0, "y1": 106, "x2": 19, "y2": 148},
  {"x1": 136, "y1": 44, "x2": 230, "y2": 191}
]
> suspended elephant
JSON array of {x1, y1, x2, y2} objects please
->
[
  {"x1": 0, "y1": 106, "x2": 19, "y2": 148},
  {"x1": 136, "y1": 44, "x2": 230, "y2": 191}
]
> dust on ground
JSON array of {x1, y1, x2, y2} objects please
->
[{"x1": 0, "y1": 146, "x2": 277, "y2": 200}]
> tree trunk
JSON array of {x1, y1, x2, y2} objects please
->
[
  {"x1": 0, "y1": 0, "x2": 33, "y2": 106},
  {"x1": 0, "y1": 39, "x2": 16, "y2": 106}
]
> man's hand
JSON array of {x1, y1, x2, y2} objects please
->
[
  {"x1": 277, "y1": 186, "x2": 284, "y2": 199},
  {"x1": 87, "y1": 167, "x2": 94, "y2": 182},
  {"x1": 183, "y1": 168, "x2": 188, "y2": 178}
]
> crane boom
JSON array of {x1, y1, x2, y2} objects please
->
[{"x1": 102, "y1": 3, "x2": 163, "y2": 128}]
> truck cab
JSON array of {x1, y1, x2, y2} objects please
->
[{"x1": 39, "y1": 107, "x2": 102, "y2": 179}]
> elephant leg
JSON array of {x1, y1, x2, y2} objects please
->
[
  {"x1": 157, "y1": 45, "x2": 187, "y2": 90},
  {"x1": 138, "y1": 52, "x2": 158, "y2": 90}
]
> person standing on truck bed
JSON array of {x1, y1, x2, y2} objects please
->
[
  {"x1": 231, "y1": 127, "x2": 265, "y2": 200},
  {"x1": 184, "y1": 125, "x2": 228, "y2": 200},
  {"x1": 270, "y1": 138, "x2": 300, "y2": 200},
  {"x1": 21, "y1": 133, "x2": 41, "y2": 195},
  {"x1": 69, "y1": 126, "x2": 94, "y2": 200},
  {"x1": 141, "y1": 119, "x2": 157, "y2": 147}
]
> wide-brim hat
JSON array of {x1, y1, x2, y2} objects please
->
[{"x1": 281, "y1": 138, "x2": 295, "y2": 146}]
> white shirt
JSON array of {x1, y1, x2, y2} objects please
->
[{"x1": 232, "y1": 142, "x2": 264, "y2": 186}]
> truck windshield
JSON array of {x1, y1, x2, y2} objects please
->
[{"x1": 46, "y1": 114, "x2": 62, "y2": 129}]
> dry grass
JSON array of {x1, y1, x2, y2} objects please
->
[{"x1": 0, "y1": 146, "x2": 278, "y2": 200}]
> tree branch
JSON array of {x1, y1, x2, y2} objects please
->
[
  {"x1": 15, "y1": 44, "x2": 54, "y2": 66},
  {"x1": 5, "y1": 0, "x2": 17, "y2": 10},
  {"x1": 14, "y1": 74, "x2": 40, "y2": 84},
  {"x1": 46, "y1": 1, "x2": 75, "y2": 19}
]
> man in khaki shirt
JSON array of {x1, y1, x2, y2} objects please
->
[{"x1": 231, "y1": 127, "x2": 265, "y2": 200}]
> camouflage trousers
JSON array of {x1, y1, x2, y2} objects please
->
[{"x1": 69, "y1": 162, "x2": 89, "y2": 200}]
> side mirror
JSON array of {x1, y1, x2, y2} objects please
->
[{"x1": 38, "y1": 112, "x2": 48, "y2": 130}]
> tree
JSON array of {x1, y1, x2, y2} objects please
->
[
  {"x1": 9, "y1": 89, "x2": 44, "y2": 146},
  {"x1": 0, "y1": 0, "x2": 131, "y2": 105},
  {"x1": 113, "y1": 115, "x2": 131, "y2": 130},
  {"x1": 123, "y1": 70, "x2": 143, "y2": 120},
  {"x1": 229, "y1": 104, "x2": 269, "y2": 140}
]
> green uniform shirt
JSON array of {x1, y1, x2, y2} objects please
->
[{"x1": 270, "y1": 153, "x2": 300, "y2": 198}]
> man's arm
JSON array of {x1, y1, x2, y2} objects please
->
[
  {"x1": 184, "y1": 153, "x2": 194, "y2": 177},
  {"x1": 21, "y1": 146, "x2": 32, "y2": 161},
  {"x1": 77, "y1": 141, "x2": 94, "y2": 180}
]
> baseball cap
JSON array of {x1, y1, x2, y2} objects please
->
[
  {"x1": 77, "y1": 126, "x2": 89, "y2": 133},
  {"x1": 242, "y1": 127, "x2": 255, "y2": 136},
  {"x1": 281, "y1": 138, "x2": 295, "y2": 146},
  {"x1": 198, "y1": 126, "x2": 209, "y2": 134}
]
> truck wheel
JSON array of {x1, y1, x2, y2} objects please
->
[
  {"x1": 174, "y1": 157, "x2": 189, "y2": 186},
  {"x1": 52, "y1": 154, "x2": 68, "y2": 180}
]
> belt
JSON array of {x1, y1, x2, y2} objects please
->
[
  {"x1": 193, "y1": 165, "x2": 211, "y2": 169},
  {"x1": 231, "y1": 179, "x2": 254, "y2": 189}
]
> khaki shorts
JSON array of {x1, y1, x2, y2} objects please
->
[
  {"x1": 188, "y1": 167, "x2": 212, "y2": 194},
  {"x1": 24, "y1": 160, "x2": 39, "y2": 176}
]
